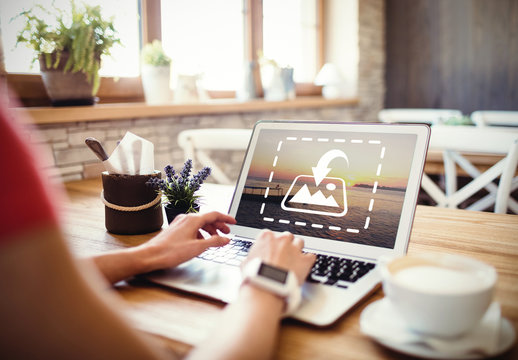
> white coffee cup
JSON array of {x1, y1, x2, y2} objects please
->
[{"x1": 380, "y1": 252, "x2": 497, "y2": 337}]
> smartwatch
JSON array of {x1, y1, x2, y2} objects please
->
[{"x1": 242, "y1": 258, "x2": 302, "y2": 316}]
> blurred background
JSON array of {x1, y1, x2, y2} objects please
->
[{"x1": 1, "y1": 0, "x2": 517, "y2": 214}]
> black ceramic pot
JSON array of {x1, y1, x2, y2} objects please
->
[
  {"x1": 39, "y1": 52, "x2": 98, "y2": 106},
  {"x1": 164, "y1": 203, "x2": 200, "y2": 224}
]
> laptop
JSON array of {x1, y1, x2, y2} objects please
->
[{"x1": 146, "y1": 120, "x2": 430, "y2": 326}]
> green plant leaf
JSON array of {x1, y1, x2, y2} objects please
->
[
  {"x1": 44, "y1": 52, "x2": 51, "y2": 68},
  {"x1": 141, "y1": 40, "x2": 171, "y2": 67},
  {"x1": 52, "y1": 51, "x2": 61, "y2": 69},
  {"x1": 91, "y1": 60, "x2": 100, "y2": 95},
  {"x1": 64, "y1": 54, "x2": 73, "y2": 72}
]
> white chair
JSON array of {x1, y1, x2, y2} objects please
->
[
  {"x1": 378, "y1": 108, "x2": 463, "y2": 125},
  {"x1": 177, "y1": 128, "x2": 252, "y2": 185},
  {"x1": 471, "y1": 111, "x2": 518, "y2": 127},
  {"x1": 421, "y1": 126, "x2": 518, "y2": 213}
]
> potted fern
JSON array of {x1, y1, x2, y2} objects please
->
[
  {"x1": 141, "y1": 40, "x2": 172, "y2": 104},
  {"x1": 16, "y1": 1, "x2": 120, "y2": 106}
]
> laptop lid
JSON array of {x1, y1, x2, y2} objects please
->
[{"x1": 228, "y1": 121, "x2": 430, "y2": 260}]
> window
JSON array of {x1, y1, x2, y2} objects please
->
[
  {"x1": 1, "y1": 0, "x2": 328, "y2": 105},
  {"x1": 159, "y1": 0, "x2": 323, "y2": 96},
  {"x1": 160, "y1": 0, "x2": 320, "y2": 92},
  {"x1": 161, "y1": 0, "x2": 244, "y2": 91},
  {"x1": 0, "y1": 0, "x2": 140, "y2": 77},
  {"x1": 263, "y1": 0, "x2": 319, "y2": 83}
]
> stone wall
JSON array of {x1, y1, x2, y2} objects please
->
[
  {"x1": 28, "y1": 0, "x2": 385, "y2": 184},
  {"x1": 358, "y1": 0, "x2": 385, "y2": 122}
]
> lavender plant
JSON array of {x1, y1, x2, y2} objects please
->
[{"x1": 147, "y1": 160, "x2": 211, "y2": 213}]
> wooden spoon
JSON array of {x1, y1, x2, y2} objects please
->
[{"x1": 85, "y1": 137, "x2": 109, "y2": 161}]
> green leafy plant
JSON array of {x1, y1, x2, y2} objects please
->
[
  {"x1": 141, "y1": 40, "x2": 171, "y2": 67},
  {"x1": 443, "y1": 115, "x2": 474, "y2": 126},
  {"x1": 15, "y1": 0, "x2": 120, "y2": 94},
  {"x1": 146, "y1": 160, "x2": 211, "y2": 213}
]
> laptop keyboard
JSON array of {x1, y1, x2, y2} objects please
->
[
  {"x1": 197, "y1": 239, "x2": 252, "y2": 266},
  {"x1": 309, "y1": 254, "x2": 376, "y2": 289},
  {"x1": 197, "y1": 239, "x2": 376, "y2": 289}
]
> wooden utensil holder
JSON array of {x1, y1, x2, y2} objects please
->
[{"x1": 101, "y1": 171, "x2": 163, "y2": 235}]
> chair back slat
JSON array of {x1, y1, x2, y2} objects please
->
[{"x1": 177, "y1": 128, "x2": 252, "y2": 185}]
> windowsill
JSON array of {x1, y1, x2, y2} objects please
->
[{"x1": 14, "y1": 97, "x2": 359, "y2": 125}]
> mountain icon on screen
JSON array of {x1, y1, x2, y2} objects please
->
[{"x1": 289, "y1": 184, "x2": 339, "y2": 207}]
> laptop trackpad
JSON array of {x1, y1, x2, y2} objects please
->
[{"x1": 147, "y1": 258, "x2": 241, "y2": 303}]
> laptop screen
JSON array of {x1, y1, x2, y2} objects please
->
[{"x1": 233, "y1": 126, "x2": 418, "y2": 250}]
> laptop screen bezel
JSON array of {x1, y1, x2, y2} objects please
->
[{"x1": 228, "y1": 120, "x2": 430, "y2": 260}]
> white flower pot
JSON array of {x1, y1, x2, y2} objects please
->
[
  {"x1": 141, "y1": 64, "x2": 171, "y2": 104},
  {"x1": 261, "y1": 64, "x2": 287, "y2": 101}
]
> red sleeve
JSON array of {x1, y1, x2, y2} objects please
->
[{"x1": 0, "y1": 97, "x2": 61, "y2": 244}]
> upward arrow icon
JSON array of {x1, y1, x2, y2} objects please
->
[{"x1": 311, "y1": 149, "x2": 349, "y2": 186}]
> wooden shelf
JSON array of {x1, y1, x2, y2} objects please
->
[{"x1": 14, "y1": 97, "x2": 359, "y2": 125}]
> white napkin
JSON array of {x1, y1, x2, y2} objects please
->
[
  {"x1": 104, "y1": 132, "x2": 155, "y2": 175},
  {"x1": 360, "y1": 299, "x2": 502, "y2": 356}
]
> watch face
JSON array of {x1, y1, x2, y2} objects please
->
[{"x1": 258, "y1": 263, "x2": 288, "y2": 283}]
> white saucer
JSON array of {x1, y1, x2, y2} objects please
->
[{"x1": 360, "y1": 298, "x2": 516, "y2": 359}]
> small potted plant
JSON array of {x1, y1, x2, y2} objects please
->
[
  {"x1": 147, "y1": 160, "x2": 211, "y2": 223},
  {"x1": 141, "y1": 40, "x2": 172, "y2": 104},
  {"x1": 15, "y1": 0, "x2": 120, "y2": 106}
]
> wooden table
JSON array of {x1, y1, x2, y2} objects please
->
[{"x1": 62, "y1": 178, "x2": 518, "y2": 359}]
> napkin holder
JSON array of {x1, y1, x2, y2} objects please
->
[{"x1": 101, "y1": 171, "x2": 163, "y2": 235}]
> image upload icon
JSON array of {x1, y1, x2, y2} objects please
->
[
  {"x1": 281, "y1": 149, "x2": 350, "y2": 217},
  {"x1": 281, "y1": 175, "x2": 348, "y2": 217}
]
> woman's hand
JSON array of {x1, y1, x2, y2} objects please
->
[
  {"x1": 187, "y1": 230, "x2": 316, "y2": 360},
  {"x1": 244, "y1": 230, "x2": 316, "y2": 284},
  {"x1": 141, "y1": 211, "x2": 237, "y2": 271},
  {"x1": 93, "y1": 211, "x2": 236, "y2": 284}
]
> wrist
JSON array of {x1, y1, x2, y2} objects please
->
[
  {"x1": 239, "y1": 282, "x2": 285, "y2": 314},
  {"x1": 128, "y1": 243, "x2": 162, "y2": 274},
  {"x1": 241, "y1": 258, "x2": 302, "y2": 316},
  {"x1": 92, "y1": 245, "x2": 157, "y2": 284}
]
